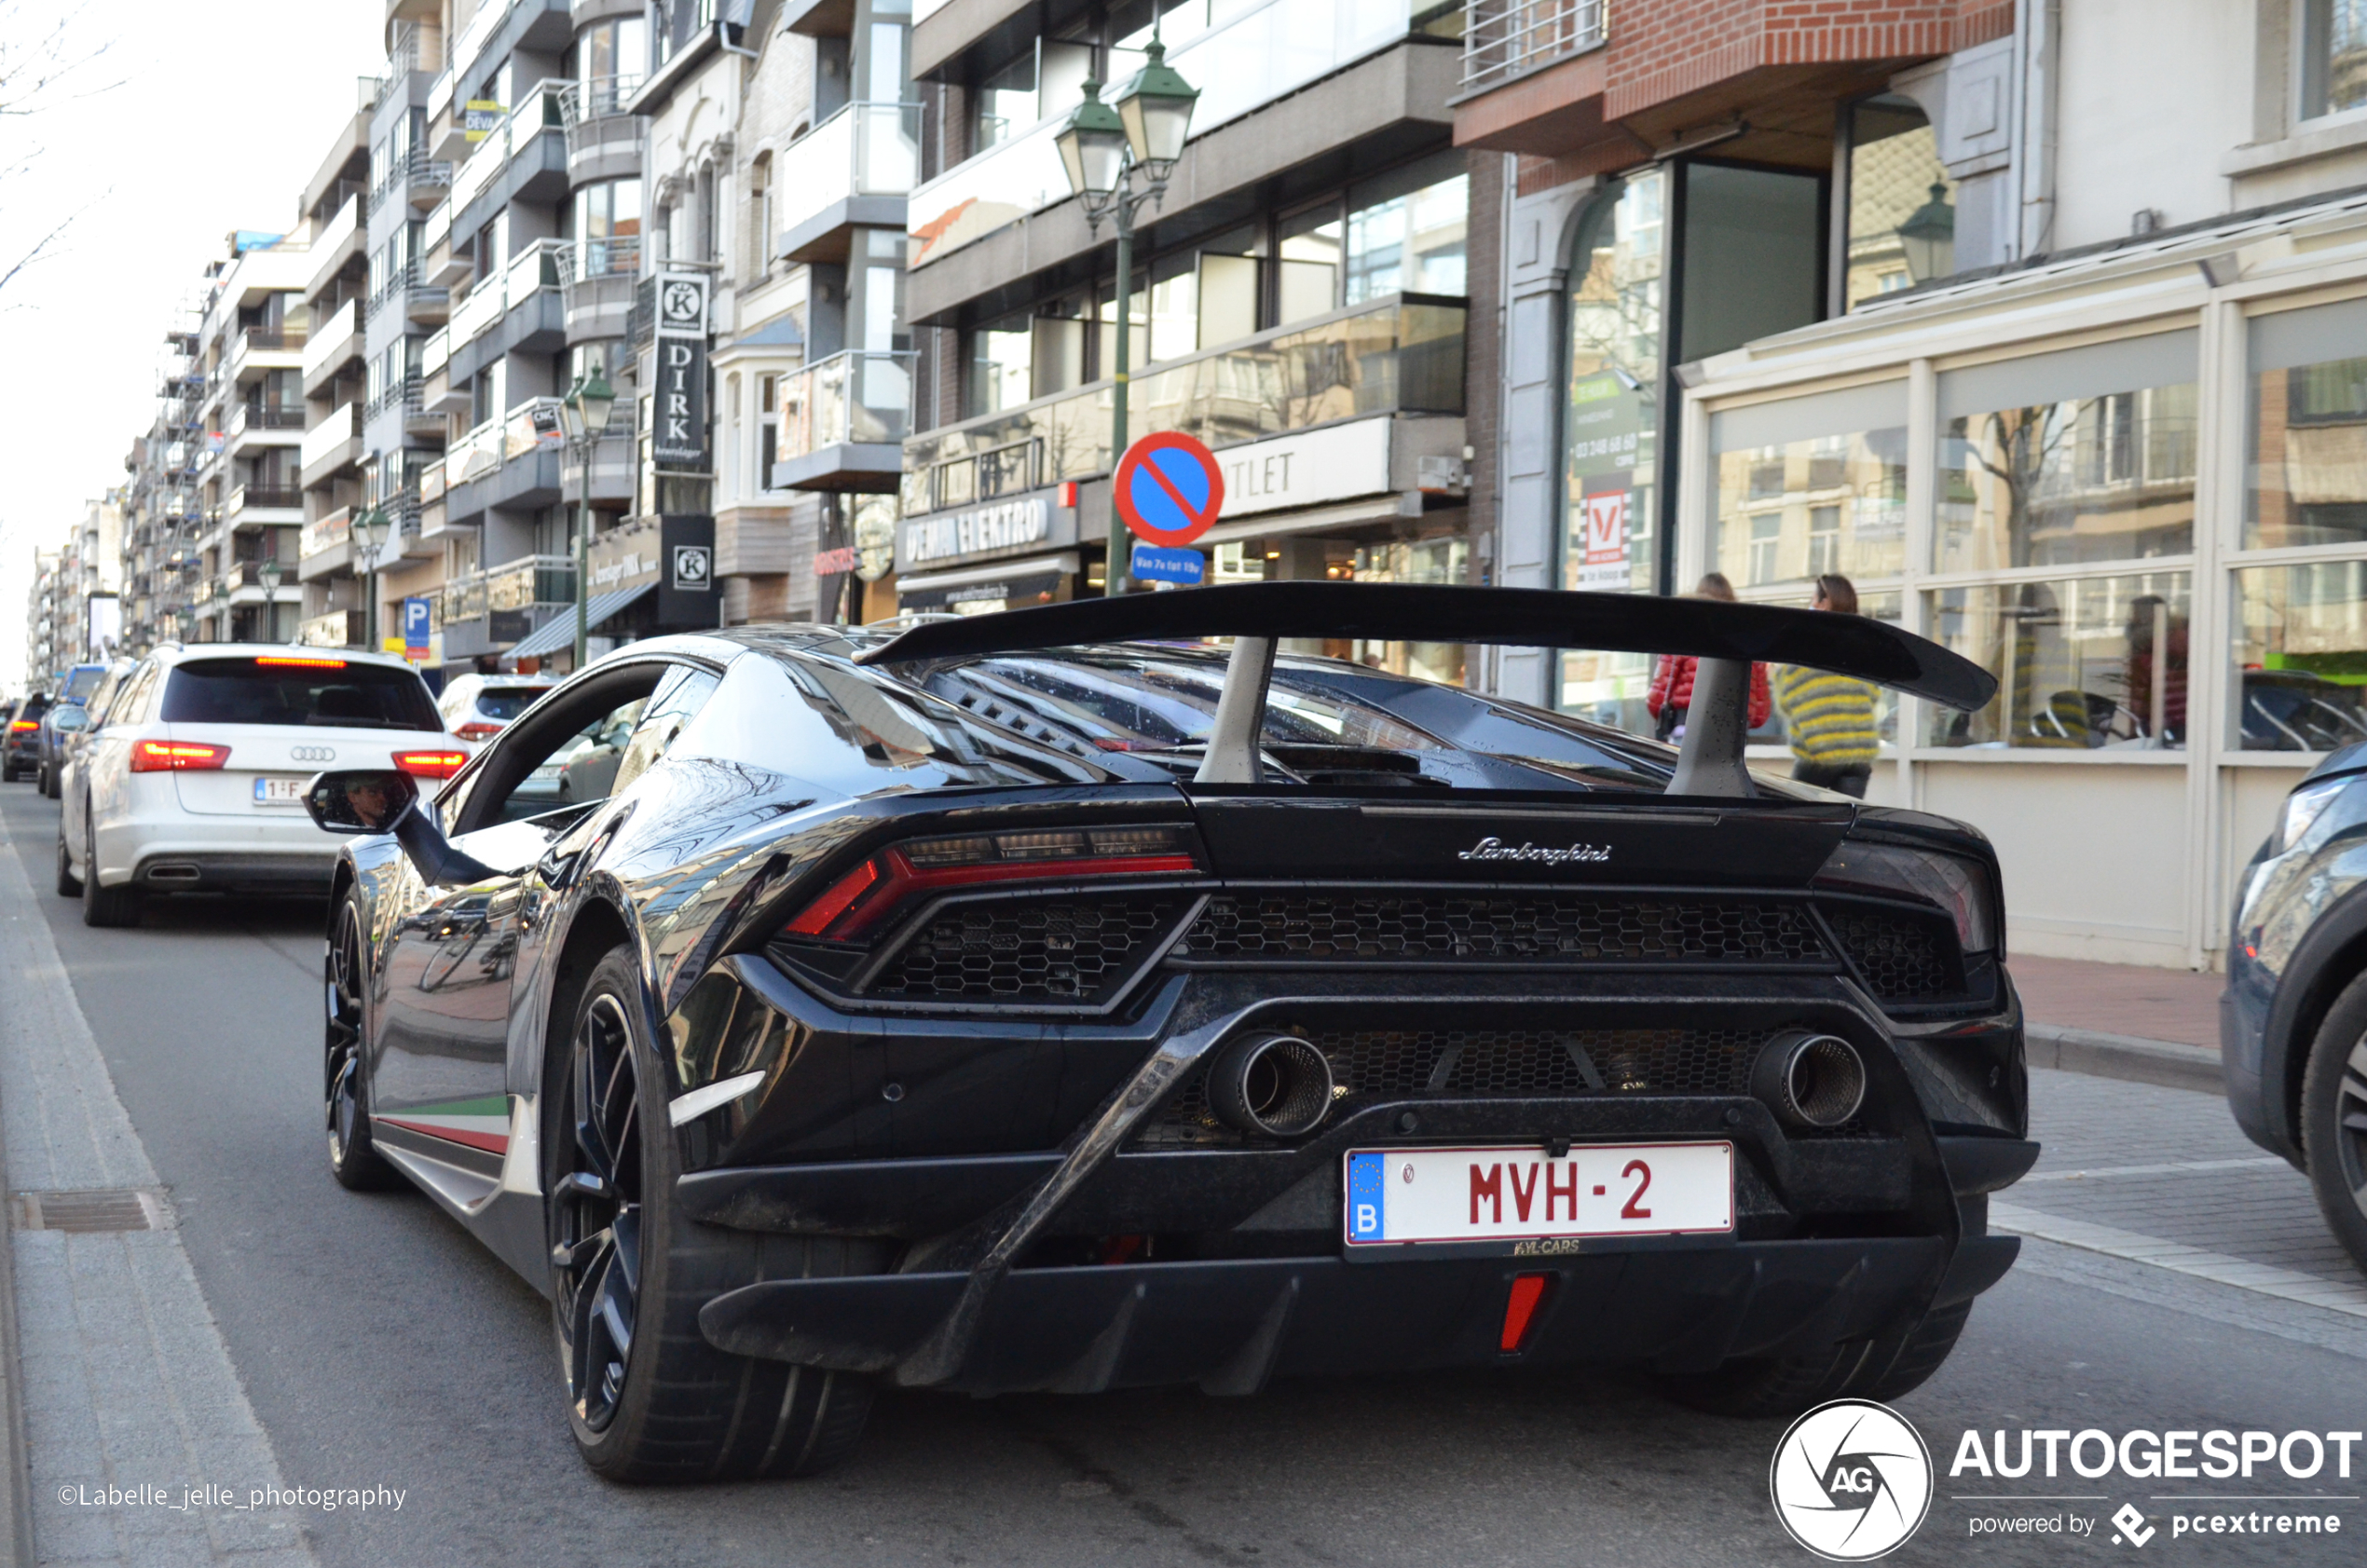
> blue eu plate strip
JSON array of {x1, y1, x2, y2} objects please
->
[{"x1": 1347, "y1": 1152, "x2": 1387, "y2": 1243}]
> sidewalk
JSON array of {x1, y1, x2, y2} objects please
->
[{"x1": 2010, "y1": 953, "x2": 2225, "y2": 1095}]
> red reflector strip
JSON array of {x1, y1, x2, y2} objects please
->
[
  {"x1": 783, "y1": 857, "x2": 881, "y2": 936},
  {"x1": 392, "y1": 750, "x2": 467, "y2": 780},
  {"x1": 130, "y1": 740, "x2": 231, "y2": 771},
  {"x1": 1500, "y1": 1274, "x2": 1550, "y2": 1353}
]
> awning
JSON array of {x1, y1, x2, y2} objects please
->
[{"x1": 507, "y1": 581, "x2": 653, "y2": 660}]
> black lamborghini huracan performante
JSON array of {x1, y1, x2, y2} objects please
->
[{"x1": 305, "y1": 583, "x2": 2034, "y2": 1480}]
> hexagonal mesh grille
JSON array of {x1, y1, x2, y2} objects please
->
[
  {"x1": 864, "y1": 897, "x2": 1184, "y2": 1002},
  {"x1": 1177, "y1": 893, "x2": 1829, "y2": 965},
  {"x1": 1141, "y1": 1027, "x2": 1759, "y2": 1146},
  {"x1": 1822, "y1": 907, "x2": 1958, "y2": 1001}
]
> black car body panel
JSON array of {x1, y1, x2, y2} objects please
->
[{"x1": 323, "y1": 603, "x2": 2027, "y2": 1403}]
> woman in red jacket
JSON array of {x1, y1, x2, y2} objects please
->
[{"x1": 1646, "y1": 573, "x2": 1771, "y2": 740}]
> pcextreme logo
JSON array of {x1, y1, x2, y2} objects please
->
[{"x1": 1770, "y1": 1399, "x2": 1935, "y2": 1561}]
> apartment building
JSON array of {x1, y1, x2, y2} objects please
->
[
  {"x1": 893, "y1": 0, "x2": 1482, "y2": 667},
  {"x1": 1447, "y1": 0, "x2": 2367, "y2": 970},
  {"x1": 185, "y1": 235, "x2": 312, "y2": 644},
  {"x1": 295, "y1": 85, "x2": 378, "y2": 650},
  {"x1": 24, "y1": 548, "x2": 63, "y2": 687},
  {"x1": 118, "y1": 296, "x2": 210, "y2": 659}
]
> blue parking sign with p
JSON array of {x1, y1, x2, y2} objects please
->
[
  {"x1": 403, "y1": 596, "x2": 431, "y2": 653},
  {"x1": 1347, "y1": 1152, "x2": 1386, "y2": 1243}
]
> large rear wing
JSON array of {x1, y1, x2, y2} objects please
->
[{"x1": 855, "y1": 581, "x2": 1995, "y2": 797}]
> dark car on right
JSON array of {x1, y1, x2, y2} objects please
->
[{"x1": 2223, "y1": 742, "x2": 2367, "y2": 1276}]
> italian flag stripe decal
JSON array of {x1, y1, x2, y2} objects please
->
[{"x1": 377, "y1": 1094, "x2": 511, "y2": 1154}]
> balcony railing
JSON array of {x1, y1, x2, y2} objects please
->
[
  {"x1": 300, "y1": 608, "x2": 365, "y2": 648},
  {"x1": 1460, "y1": 0, "x2": 1608, "y2": 97},
  {"x1": 301, "y1": 298, "x2": 361, "y2": 382},
  {"x1": 561, "y1": 232, "x2": 640, "y2": 285},
  {"x1": 449, "y1": 76, "x2": 567, "y2": 216},
  {"x1": 782, "y1": 350, "x2": 916, "y2": 457},
  {"x1": 556, "y1": 72, "x2": 645, "y2": 127},
  {"x1": 442, "y1": 553, "x2": 575, "y2": 623},
  {"x1": 908, "y1": 0, "x2": 1416, "y2": 268},
  {"x1": 902, "y1": 293, "x2": 1466, "y2": 515},
  {"x1": 226, "y1": 403, "x2": 305, "y2": 442},
  {"x1": 300, "y1": 507, "x2": 352, "y2": 559},
  {"x1": 301, "y1": 403, "x2": 363, "y2": 472},
  {"x1": 234, "y1": 325, "x2": 308, "y2": 357},
  {"x1": 775, "y1": 101, "x2": 919, "y2": 246},
  {"x1": 227, "y1": 483, "x2": 304, "y2": 516}
]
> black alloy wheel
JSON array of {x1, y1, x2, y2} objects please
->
[
  {"x1": 326, "y1": 896, "x2": 400, "y2": 1191},
  {"x1": 2301, "y1": 973, "x2": 2367, "y2": 1277},
  {"x1": 553, "y1": 988, "x2": 644, "y2": 1435}
]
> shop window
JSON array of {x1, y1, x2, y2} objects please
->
[
  {"x1": 2304, "y1": 0, "x2": 2367, "y2": 120},
  {"x1": 2235, "y1": 564, "x2": 2367, "y2": 749},
  {"x1": 1936, "y1": 332, "x2": 2198, "y2": 574},
  {"x1": 1844, "y1": 96, "x2": 1956, "y2": 309},
  {"x1": 1926, "y1": 572, "x2": 2191, "y2": 749},
  {"x1": 2248, "y1": 308, "x2": 2367, "y2": 549},
  {"x1": 1710, "y1": 384, "x2": 1907, "y2": 592},
  {"x1": 1678, "y1": 163, "x2": 1821, "y2": 362}
]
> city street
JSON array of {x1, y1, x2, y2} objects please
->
[{"x1": 2, "y1": 787, "x2": 2364, "y2": 1566}]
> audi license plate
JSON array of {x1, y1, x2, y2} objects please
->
[
  {"x1": 253, "y1": 777, "x2": 308, "y2": 805},
  {"x1": 1344, "y1": 1142, "x2": 1733, "y2": 1251}
]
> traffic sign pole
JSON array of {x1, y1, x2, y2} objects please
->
[{"x1": 1104, "y1": 225, "x2": 1134, "y2": 596}]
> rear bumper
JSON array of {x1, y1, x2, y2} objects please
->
[
  {"x1": 697, "y1": 1233, "x2": 2018, "y2": 1395},
  {"x1": 131, "y1": 852, "x2": 335, "y2": 894}
]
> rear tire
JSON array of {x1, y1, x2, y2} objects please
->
[
  {"x1": 3, "y1": 759, "x2": 18, "y2": 783},
  {"x1": 549, "y1": 948, "x2": 882, "y2": 1482},
  {"x1": 36, "y1": 763, "x2": 52, "y2": 798},
  {"x1": 54, "y1": 829, "x2": 79, "y2": 897},
  {"x1": 80, "y1": 823, "x2": 139, "y2": 928},
  {"x1": 326, "y1": 895, "x2": 403, "y2": 1192},
  {"x1": 2300, "y1": 973, "x2": 2367, "y2": 1279}
]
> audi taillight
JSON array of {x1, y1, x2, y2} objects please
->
[
  {"x1": 455, "y1": 720, "x2": 503, "y2": 741},
  {"x1": 130, "y1": 740, "x2": 230, "y2": 771},
  {"x1": 393, "y1": 749, "x2": 466, "y2": 780},
  {"x1": 783, "y1": 825, "x2": 1201, "y2": 942}
]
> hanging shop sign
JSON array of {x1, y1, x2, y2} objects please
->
[
  {"x1": 655, "y1": 513, "x2": 716, "y2": 629},
  {"x1": 1213, "y1": 417, "x2": 1392, "y2": 520},
  {"x1": 652, "y1": 271, "x2": 710, "y2": 470},
  {"x1": 898, "y1": 489, "x2": 1077, "y2": 573}
]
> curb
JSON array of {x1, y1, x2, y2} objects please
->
[
  {"x1": 0, "y1": 1150, "x2": 29, "y2": 1568},
  {"x1": 2026, "y1": 1023, "x2": 2223, "y2": 1096}
]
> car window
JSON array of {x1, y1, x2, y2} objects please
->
[
  {"x1": 160, "y1": 656, "x2": 442, "y2": 730},
  {"x1": 109, "y1": 663, "x2": 161, "y2": 728},
  {"x1": 610, "y1": 666, "x2": 720, "y2": 797},
  {"x1": 435, "y1": 681, "x2": 472, "y2": 723},
  {"x1": 62, "y1": 667, "x2": 103, "y2": 702},
  {"x1": 475, "y1": 686, "x2": 551, "y2": 721}
]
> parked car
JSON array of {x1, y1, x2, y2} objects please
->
[
  {"x1": 4, "y1": 693, "x2": 52, "y2": 782},
  {"x1": 56, "y1": 645, "x2": 466, "y2": 925},
  {"x1": 435, "y1": 673, "x2": 555, "y2": 744},
  {"x1": 37, "y1": 661, "x2": 128, "y2": 798},
  {"x1": 296, "y1": 583, "x2": 2026, "y2": 1482},
  {"x1": 2223, "y1": 743, "x2": 2367, "y2": 1278},
  {"x1": 49, "y1": 660, "x2": 138, "y2": 807}
]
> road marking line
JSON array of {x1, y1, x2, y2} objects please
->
[
  {"x1": 2020, "y1": 1156, "x2": 2290, "y2": 1181},
  {"x1": 1991, "y1": 1202, "x2": 2367, "y2": 1320}
]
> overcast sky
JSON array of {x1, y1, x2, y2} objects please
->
[{"x1": 0, "y1": 0, "x2": 387, "y2": 690}]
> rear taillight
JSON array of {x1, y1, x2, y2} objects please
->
[
  {"x1": 455, "y1": 720, "x2": 503, "y2": 741},
  {"x1": 8, "y1": 720, "x2": 36, "y2": 732},
  {"x1": 783, "y1": 825, "x2": 1201, "y2": 942},
  {"x1": 130, "y1": 740, "x2": 230, "y2": 771},
  {"x1": 393, "y1": 749, "x2": 466, "y2": 780}
]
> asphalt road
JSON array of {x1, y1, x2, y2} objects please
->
[{"x1": 6, "y1": 782, "x2": 2367, "y2": 1566}]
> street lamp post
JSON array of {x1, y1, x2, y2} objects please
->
[
  {"x1": 560, "y1": 367, "x2": 618, "y2": 672},
  {"x1": 1055, "y1": 37, "x2": 1197, "y2": 598},
  {"x1": 257, "y1": 554, "x2": 282, "y2": 643},
  {"x1": 349, "y1": 506, "x2": 388, "y2": 651}
]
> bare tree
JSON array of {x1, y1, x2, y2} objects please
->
[{"x1": 0, "y1": 1, "x2": 120, "y2": 297}]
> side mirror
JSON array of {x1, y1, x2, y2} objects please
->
[
  {"x1": 305, "y1": 770, "x2": 420, "y2": 835},
  {"x1": 51, "y1": 707, "x2": 87, "y2": 732}
]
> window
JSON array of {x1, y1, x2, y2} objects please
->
[
  {"x1": 749, "y1": 152, "x2": 773, "y2": 278},
  {"x1": 160, "y1": 657, "x2": 442, "y2": 731},
  {"x1": 1710, "y1": 385, "x2": 1908, "y2": 591},
  {"x1": 2304, "y1": 0, "x2": 2367, "y2": 119},
  {"x1": 1936, "y1": 333, "x2": 2199, "y2": 574},
  {"x1": 1344, "y1": 154, "x2": 1470, "y2": 303},
  {"x1": 1844, "y1": 95, "x2": 1957, "y2": 309},
  {"x1": 759, "y1": 373, "x2": 781, "y2": 491},
  {"x1": 575, "y1": 179, "x2": 642, "y2": 278},
  {"x1": 969, "y1": 313, "x2": 1033, "y2": 416},
  {"x1": 1276, "y1": 201, "x2": 1341, "y2": 326},
  {"x1": 1558, "y1": 170, "x2": 1664, "y2": 731},
  {"x1": 580, "y1": 15, "x2": 647, "y2": 110},
  {"x1": 971, "y1": 39, "x2": 1090, "y2": 154},
  {"x1": 1927, "y1": 573, "x2": 2191, "y2": 749}
]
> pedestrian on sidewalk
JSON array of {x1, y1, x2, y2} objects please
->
[
  {"x1": 1775, "y1": 572, "x2": 1881, "y2": 798},
  {"x1": 1647, "y1": 572, "x2": 1771, "y2": 742}
]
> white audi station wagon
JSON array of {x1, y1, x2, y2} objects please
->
[{"x1": 57, "y1": 645, "x2": 465, "y2": 925}]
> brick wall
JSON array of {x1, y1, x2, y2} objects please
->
[{"x1": 1603, "y1": 0, "x2": 2013, "y2": 118}]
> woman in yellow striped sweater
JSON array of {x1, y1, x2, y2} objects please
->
[{"x1": 1774, "y1": 574, "x2": 1880, "y2": 798}]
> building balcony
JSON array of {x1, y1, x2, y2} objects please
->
[
  {"x1": 775, "y1": 101, "x2": 918, "y2": 266},
  {"x1": 404, "y1": 281, "x2": 451, "y2": 326},
  {"x1": 559, "y1": 422, "x2": 637, "y2": 507},
  {"x1": 773, "y1": 350, "x2": 916, "y2": 493},
  {"x1": 446, "y1": 238, "x2": 566, "y2": 383},
  {"x1": 299, "y1": 607, "x2": 366, "y2": 648},
  {"x1": 438, "y1": 395, "x2": 564, "y2": 525},
  {"x1": 900, "y1": 292, "x2": 1466, "y2": 516},
  {"x1": 223, "y1": 324, "x2": 308, "y2": 387},
  {"x1": 439, "y1": 551, "x2": 575, "y2": 656},
  {"x1": 301, "y1": 297, "x2": 363, "y2": 399},
  {"x1": 216, "y1": 560, "x2": 299, "y2": 608},
  {"x1": 556, "y1": 74, "x2": 645, "y2": 185},
  {"x1": 225, "y1": 483, "x2": 304, "y2": 524},
  {"x1": 405, "y1": 150, "x2": 451, "y2": 211},
  {"x1": 449, "y1": 78, "x2": 568, "y2": 240},
  {"x1": 556, "y1": 237, "x2": 639, "y2": 342},
  {"x1": 225, "y1": 402, "x2": 305, "y2": 462},
  {"x1": 908, "y1": 0, "x2": 1430, "y2": 272},
  {"x1": 1450, "y1": 0, "x2": 1609, "y2": 154},
  {"x1": 300, "y1": 402, "x2": 363, "y2": 488},
  {"x1": 306, "y1": 194, "x2": 366, "y2": 301},
  {"x1": 298, "y1": 506, "x2": 353, "y2": 581}
]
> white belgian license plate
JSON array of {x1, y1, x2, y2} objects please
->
[
  {"x1": 1344, "y1": 1141, "x2": 1734, "y2": 1250},
  {"x1": 253, "y1": 777, "x2": 308, "y2": 805}
]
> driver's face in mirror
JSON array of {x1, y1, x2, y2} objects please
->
[{"x1": 349, "y1": 779, "x2": 396, "y2": 828}]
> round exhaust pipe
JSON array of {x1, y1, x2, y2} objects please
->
[
  {"x1": 1208, "y1": 1034, "x2": 1335, "y2": 1139},
  {"x1": 1751, "y1": 1031, "x2": 1867, "y2": 1130}
]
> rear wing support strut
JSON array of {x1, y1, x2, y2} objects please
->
[{"x1": 1665, "y1": 657, "x2": 1754, "y2": 798}]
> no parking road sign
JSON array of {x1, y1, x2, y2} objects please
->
[{"x1": 1115, "y1": 430, "x2": 1225, "y2": 548}]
